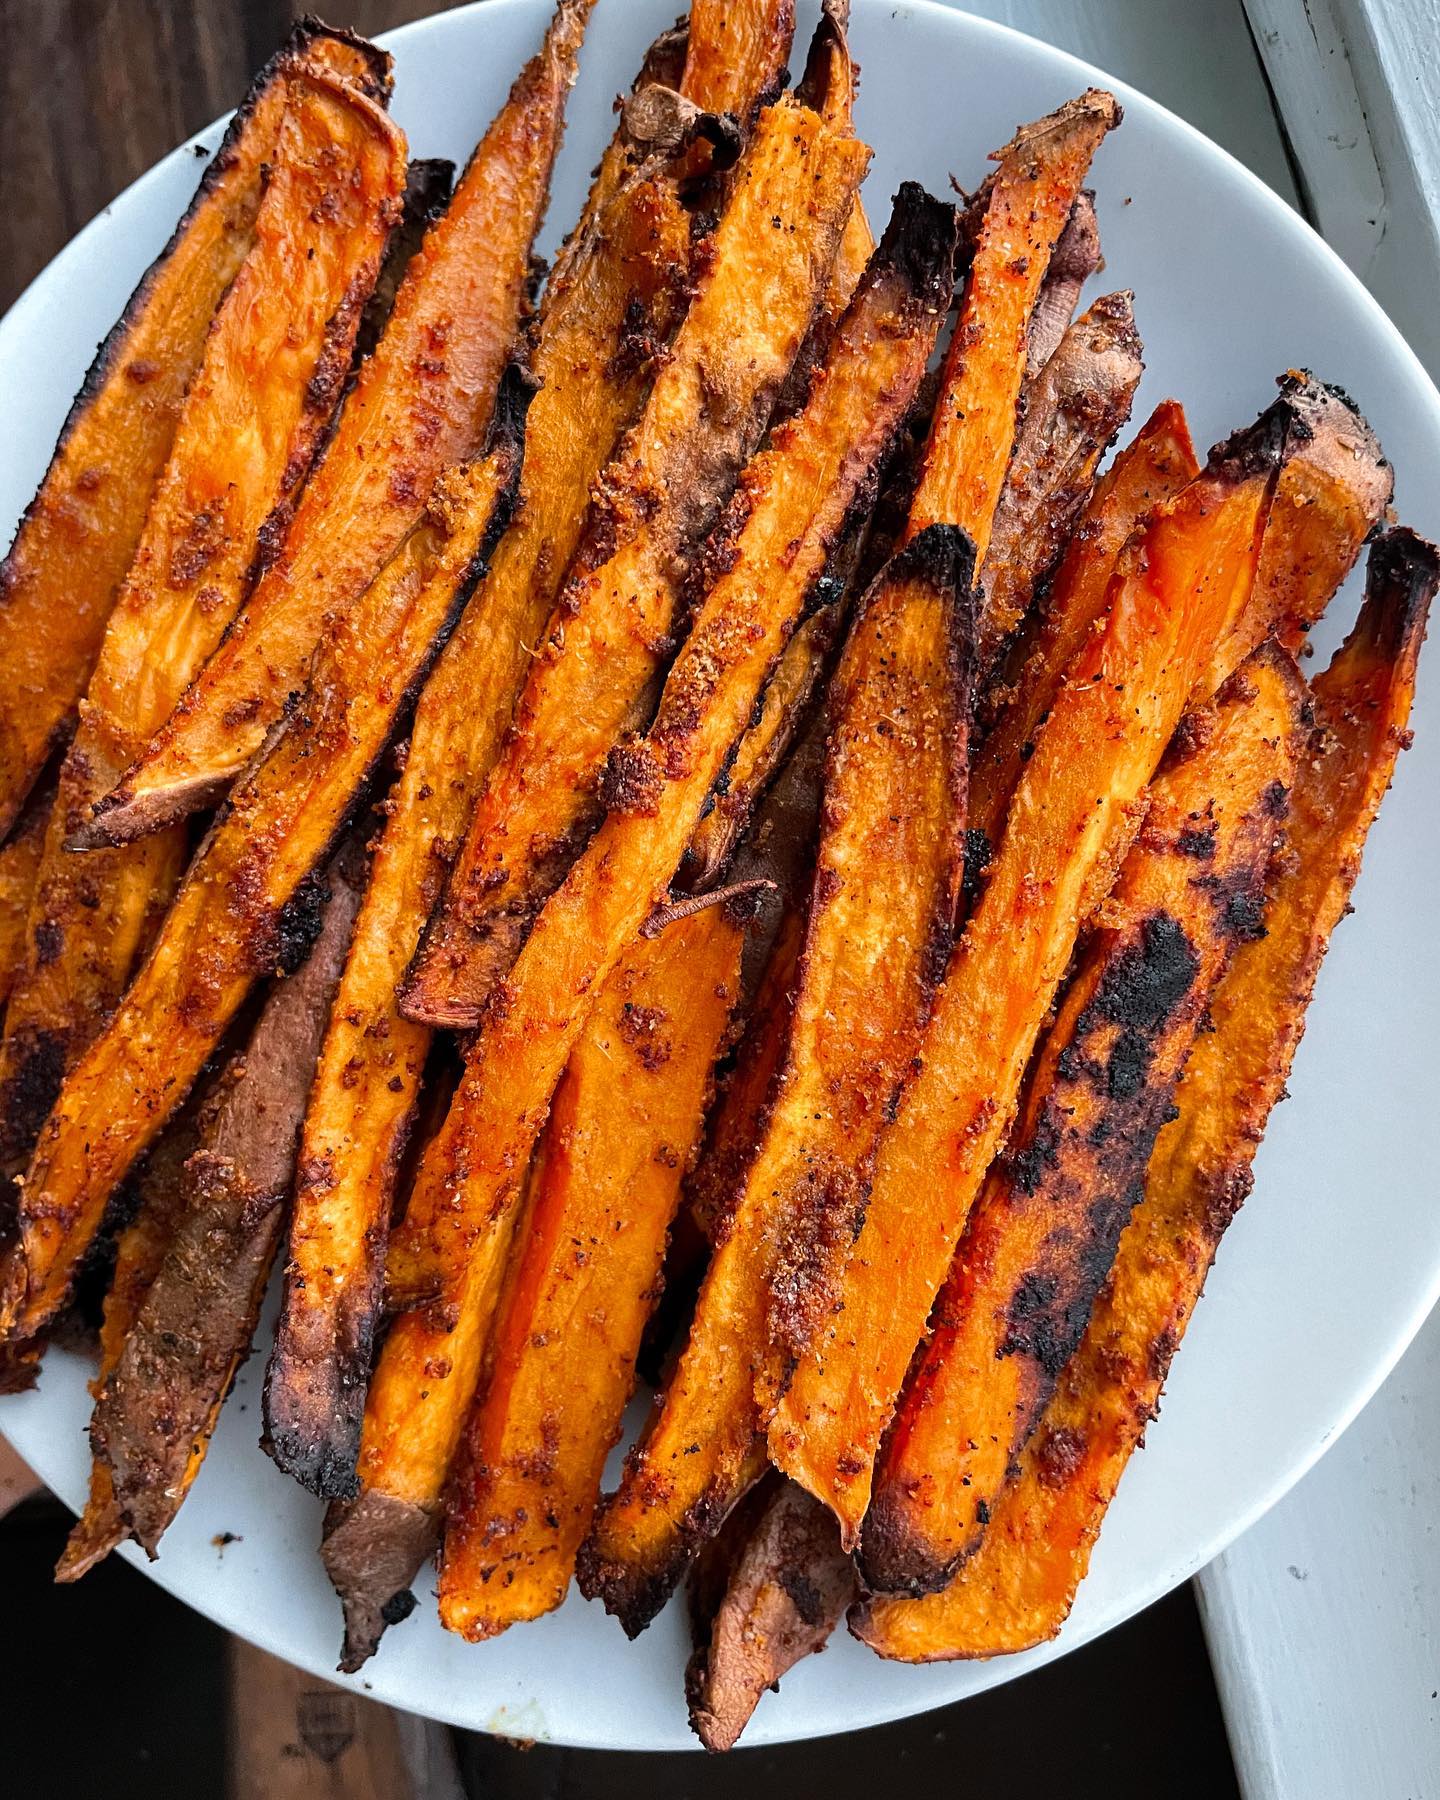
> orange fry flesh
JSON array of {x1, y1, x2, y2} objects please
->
[
  {"x1": 854, "y1": 526, "x2": 1436, "y2": 1658},
  {"x1": 0, "y1": 70, "x2": 407, "y2": 1172},
  {"x1": 437, "y1": 907, "x2": 744, "y2": 1639},
  {"x1": 970, "y1": 400, "x2": 1200, "y2": 858},
  {"x1": 679, "y1": 0, "x2": 796, "y2": 119},
  {"x1": 906, "y1": 89, "x2": 1121, "y2": 557},
  {"x1": 581, "y1": 524, "x2": 975, "y2": 1634},
  {"x1": 767, "y1": 397, "x2": 1301, "y2": 1545},
  {"x1": 861, "y1": 641, "x2": 1304, "y2": 1595},
  {"x1": 0, "y1": 432, "x2": 521, "y2": 1344},
  {"x1": 88, "y1": 0, "x2": 596, "y2": 847}
]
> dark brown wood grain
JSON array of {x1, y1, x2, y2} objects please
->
[{"x1": 0, "y1": 0, "x2": 441, "y2": 313}]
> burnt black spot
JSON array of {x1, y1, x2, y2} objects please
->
[
  {"x1": 1177, "y1": 824, "x2": 1217, "y2": 858},
  {"x1": 1073, "y1": 914, "x2": 1199, "y2": 1099},
  {"x1": 1223, "y1": 885, "x2": 1268, "y2": 941},
  {"x1": 777, "y1": 1565, "x2": 825, "y2": 1628},
  {"x1": 1087, "y1": 913, "x2": 1199, "y2": 1035},
  {"x1": 1008, "y1": 1111, "x2": 1062, "y2": 1196},
  {"x1": 379, "y1": 1588, "x2": 418, "y2": 1627},
  {"x1": 1262, "y1": 779, "x2": 1290, "y2": 819},
  {"x1": 963, "y1": 827, "x2": 993, "y2": 903},
  {"x1": 0, "y1": 1027, "x2": 69, "y2": 1165},
  {"x1": 268, "y1": 870, "x2": 329, "y2": 975}
]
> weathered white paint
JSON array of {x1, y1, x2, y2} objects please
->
[
  {"x1": 1241, "y1": 0, "x2": 1386, "y2": 269},
  {"x1": 1198, "y1": 1305, "x2": 1440, "y2": 1799},
  {"x1": 1246, "y1": 0, "x2": 1440, "y2": 372},
  {"x1": 951, "y1": 0, "x2": 1301, "y2": 202}
]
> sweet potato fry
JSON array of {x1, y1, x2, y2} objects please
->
[
  {"x1": 687, "y1": 1477, "x2": 856, "y2": 1751},
  {"x1": 905, "y1": 90, "x2": 1120, "y2": 555},
  {"x1": 783, "y1": 2, "x2": 873, "y2": 360},
  {"x1": 680, "y1": 0, "x2": 794, "y2": 120},
  {"x1": 979, "y1": 290, "x2": 1142, "y2": 657},
  {"x1": 398, "y1": 93, "x2": 874, "y2": 1029},
  {"x1": 861, "y1": 642, "x2": 1304, "y2": 1595},
  {"x1": 767, "y1": 394, "x2": 1304, "y2": 1544},
  {"x1": 328, "y1": 193, "x2": 958, "y2": 1665},
  {"x1": 262, "y1": 129, "x2": 698, "y2": 1500},
  {"x1": 1200, "y1": 371, "x2": 1391, "y2": 692},
  {"x1": 582, "y1": 523, "x2": 974, "y2": 1634},
  {"x1": 54, "y1": 1090, "x2": 214, "y2": 1580},
  {"x1": 0, "y1": 777, "x2": 49, "y2": 1013},
  {"x1": 436, "y1": 906, "x2": 744, "y2": 1639},
  {"x1": 853, "y1": 526, "x2": 1437, "y2": 1659},
  {"x1": 86, "y1": 851, "x2": 361, "y2": 1557},
  {"x1": 687, "y1": 906, "x2": 804, "y2": 1245},
  {"x1": 87, "y1": 0, "x2": 594, "y2": 848},
  {"x1": 354, "y1": 158, "x2": 455, "y2": 363},
  {"x1": 681, "y1": 611, "x2": 841, "y2": 898},
  {"x1": 0, "y1": 406, "x2": 524, "y2": 1346},
  {"x1": 0, "y1": 70, "x2": 407, "y2": 1173},
  {"x1": 1023, "y1": 190, "x2": 1102, "y2": 376},
  {"x1": 970, "y1": 401, "x2": 1200, "y2": 861},
  {"x1": 677, "y1": 10, "x2": 874, "y2": 897},
  {"x1": 684, "y1": 719, "x2": 831, "y2": 1243},
  {"x1": 545, "y1": 19, "x2": 695, "y2": 293},
  {"x1": 0, "y1": 23, "x2": 391, "y2": 842}
]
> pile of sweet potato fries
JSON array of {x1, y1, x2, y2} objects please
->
[{"x1": 0, "y1": 0, "x2": 1432, "y2": 1751}]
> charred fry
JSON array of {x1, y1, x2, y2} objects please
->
[
  {"x1": 854, "y1": 527, "x2": 1436, "y2": 1658},
  {"x1": 53, "y1": 1086, "x2": 215, "y2": 1580},
  {"x1": 979, "y1": 290, "x2": 1142, "y2": 657},
  {"x1": 0, "y1": 24, "x2": 391, "y2": 842},
  {"x1": 0, "y1": 403, "x2": 524, "y2": 1345},
  {"x1": 1023, "y1": 190, "x2": 1102, "y2": 376},
  {"x1": 87, "y1": 0, "x2": 595, "y2": 849},
  {"x1": 437, "y1": 906, "x2": 744, "y2": 1638},
  {"x1": 398, "y1": 92, "x2": 873, "y2": 1029},
  {"x1": 687, "y1": 1478, "x2": 856, "y2": 1751},
  {"x1": 582, "y1": 525, "x2": 974, "y2": 1634},
  {"x1": 767, "y1": 393, "x2": 1305, "y2": 1544},
  {"x1": 1200, "y1": 370, "x2": 1391, "y2": 692},
  {"x1": 0, "y1": 70, "x2": 407, "y2": 1175},
  {"x1": 84, "y1": 852, "x2": 361, "y2": 1557},
  {"x1": 329, "y1": 191, "x2": 958, "y2": 1665},
  {"x1": 861, "y1": 642, "x2": 1305, "y2": 1594}
]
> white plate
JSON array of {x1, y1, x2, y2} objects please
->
[{"x1": 2, "y1": 0, "x2": 1438, "y2": 1753}]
